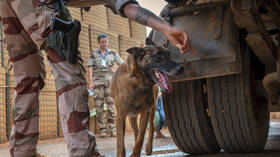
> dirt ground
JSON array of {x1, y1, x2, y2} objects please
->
[
  {"x1": 0, "y1": 129, "x2": 183, "y2": 157},
  {"x1": 1, "y1": 122, "x2": 280, "y2": 157}
]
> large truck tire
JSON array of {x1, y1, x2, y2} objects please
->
[
  {"x1": 206, "y1": 46, "x2": 269, "y2": 153},
  {"x1": 163, "y1": 80, "x2": 220, "y2": 154}
]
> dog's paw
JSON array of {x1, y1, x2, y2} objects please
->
[
  {"x1": 145, "y1": 143, "x2": 152, "y2": 155},
  {"x1": 129, "y1": 152, "x2": 140, "y2": 157}
]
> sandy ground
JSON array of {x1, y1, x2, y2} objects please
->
[
  {"x1": 0, "y1": 129, "x2": 181, "y2": 157},
  {"x1": 0, "y1": 122, "x2": 280, "y2": 157}
]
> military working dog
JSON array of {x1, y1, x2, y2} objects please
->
[{"x1": 111, "y1": 38, "x2": 184, "y2": 157}]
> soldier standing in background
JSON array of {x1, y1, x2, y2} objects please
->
[
  {"x1": 88, "y1": 33, "x2": 124, "y2": 138},
  {"x1": 0, "y1": 0, "x2": 192, "y2": 156},
  {"x1": 154, "y1": 87, "x2": 167, "y2": 138}
]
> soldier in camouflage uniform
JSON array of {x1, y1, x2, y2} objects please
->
[
  {"x1": 88, "y1": 33, "x2": 123, "y2": 137},
  {"x1": 0, "y1": 0, "x2": 191, "y2": 156}
]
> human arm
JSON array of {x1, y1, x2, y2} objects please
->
[
  {"x1": 157, "y1": 87, "x2": 162, "y2": 99},
  {"x1": 88, "y1": 66, "x2": 94, "y2": 90},
  {"x1": 157, "y1": 92, "x2": 162, "y2": 100},
  {"x1": 122, "y1": 3, "x2": 195, "y2": 54},
  {"x1": 115, "y1": 52, "x2": 124, "y2": 65},
  {"x1": 87, "y1": 53, "x2": 95, "y2": 90}
]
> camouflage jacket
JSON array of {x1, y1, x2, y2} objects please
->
[{"x1": 88, "y1": 48, "x2": 124, "y2": 75}]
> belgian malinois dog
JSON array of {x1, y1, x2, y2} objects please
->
[{"x1": 111, "y1": 38, "x2": 184, "y2": 157}]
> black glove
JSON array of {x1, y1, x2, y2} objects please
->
[
  {"x1": 48, "y1": 20, "x2": 81, "y2": 64},
  {"x1": 51, "y1": 17, "x2": 75, "y2": 33}
]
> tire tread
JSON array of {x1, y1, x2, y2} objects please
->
[{"x1": 163, "y1": 81, "x2": 220, "y2": 154}]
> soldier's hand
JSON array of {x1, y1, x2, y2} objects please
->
[
  {"x1": 165, "y1": 27, "x2": 197, "y2": 55},
  {"x1": 89, "y1": 83, "x2": 94, "y2": 90}
]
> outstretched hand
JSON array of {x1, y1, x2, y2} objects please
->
[
  {"x1": 165, "y1": 27, "x2": 197, "y2": 55},
  {"x1": 122, "y1": 3, "x2": 197, "y2": 55}
]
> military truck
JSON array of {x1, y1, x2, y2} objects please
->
[{"x1": 150, "y1": 0, "x2": 280, "y2": 154}]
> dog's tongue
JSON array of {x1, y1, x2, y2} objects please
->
[{"x1": 158, "y1": 71, "x2": 173, "y2": 93}]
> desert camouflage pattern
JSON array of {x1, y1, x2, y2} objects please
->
[
  {"x1": 0, "y1": 0, "x2": 134, "y2": 156},
  {"x1": 88, "y1": 49, "x2": 123, "y2": 134}
]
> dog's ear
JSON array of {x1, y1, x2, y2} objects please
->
[
  {"x1": 127, "y1": 54, "x2": 137, "y2": 74},
  {"x1": 127, "y1": 47, "x2": 145, "y2": 59},
  {"x1": 145, "y1": 38, "x2": 156, "y2": 46}
]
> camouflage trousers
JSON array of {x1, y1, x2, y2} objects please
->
[
  {"x1": 0, "y1": 0, "x2": 98, "y2": 157},
  {"x1": 93, "y1": 75, "x2": 116, "y2": 134}
]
